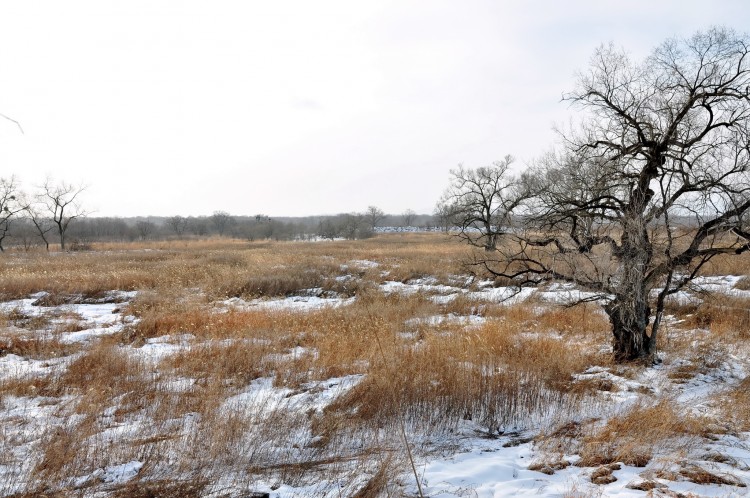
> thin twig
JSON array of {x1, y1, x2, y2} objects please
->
[{"x1": 0, "y1": 113, "x2": 24, "y2": 134}]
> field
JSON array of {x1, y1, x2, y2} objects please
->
[{"x1": 1, "y1": 233, "x2": 750, "y2": 497}]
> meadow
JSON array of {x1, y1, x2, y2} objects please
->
[{"x1": 1, "y1": 233, "x2": 749, "y2": 497}]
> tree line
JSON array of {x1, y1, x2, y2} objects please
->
[{"x1": 0, "y1": 189, "x2": 438, "y2": 250}]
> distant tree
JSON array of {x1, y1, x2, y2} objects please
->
[
  {"x1": 0, "y1": 177, "x2": 26, "y2": 252},
  {"x1": 187, "y1": 217, "x2": 208, "y2": 237},
  {"x1": 38, "y1": 179, "x2": 88, "y2": 251},
  {"x1": 166, "y1": 215, "x2": 188, "y2": 238},
  {"x1": 13, "y1": 218, "x2": 37, "y2": 251},
  {"x1": 365, "y1": 206, "x2": 385, "y2": 230},
  {"x1": 317, "y1": 219, "x2": 339, "y2": 240},
  {"x1": 436, "y1": 155, "x2": 519, "y2": 251},
  {"x1": 211, "y1": 211, "x2": 234, "y2": 236},
  {"x1": 136, "y1": 220, "x2": 156, "y2": 240},
  {"x1": 25, "y1": 205, "x2": 55, "y2": 251},
  {"x1": 340, "y1": 214, "x2": 360, "y2": 240},
  {"x1": 401, "y1": 209, "x2": 417, "y2": 227}
]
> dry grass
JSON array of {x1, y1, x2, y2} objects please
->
[
  {"x1": 681, "y1": 294, "x2": 750, "y2": 341},
  {"x1": 319, "y1": 312, "x2": 605, "y2": 441},
  {"x1": 1, "y1": 234, "x2": 749, "y2": 495},
  {"x1": 716, "y1": 376, "x2": 750, "y2": 431},
  {"x1": 560, "y1": 401, "x2": 713, "y2": 468},
  {"x1": 0, "y1": 334, "x2": 80, "y2": 360}
]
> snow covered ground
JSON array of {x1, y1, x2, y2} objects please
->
[{"x1": 2, "y1": 269, "x2": 750, "y2": 496}]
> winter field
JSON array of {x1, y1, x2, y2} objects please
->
[{"x1": 1, "y1": 233, "x2": 750, "y2": 497}]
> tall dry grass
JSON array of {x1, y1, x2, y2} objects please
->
[{"x1": 2, "y1": 234, "x2": 746, "y2": 495}]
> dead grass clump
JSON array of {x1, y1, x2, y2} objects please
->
[
  {"x1": 0, "y1": 374, "x2": 60, "y2": 398},
  {"x1": 716, "y1": 376, "x2": 750, "y2": 431},
  {"x1": 683, "y1": 295, "x2": 750, "y2": 340},
  {"x1": 33, "y1": 423, "x2": 81, "y2": 480},
  {"x1": 590, "y1": 464, "x2": 619, "y2": 484},
  {"x1": 702, "y1": 251, "x2": 750, "y2": 276},
  {"x1": 124, "y1": 292, "x2": 300, "y2": 343},
  {"x1": 0, "y1": 308, "x2": 54, "y2": 331},
  {"x1": 528, "y1": 458, "x2": 571, "y2": 475},
  {"x1": 351, "y1": 456, "x2": 394, "y2": 498},
  {"x1": 108, "y1": 479, "x2": 208, "y2": 498},
  {"x1": 678, "y1": 464, "x2": 746, "y2": 487},
  {"x1": 219, "y1": 272, "x2": 326, "y2": 298},
  {"x1": 576, "y1": 401, "x2": 711, "y2": 467},
  {"x1": 61, "y1": 342, "x2": 138, "y2": 391},
  {"x1": 321, "y1": 318, "x2": 598, "y2": 438},
  {"x1": 162, "y1": 341, "x2": 268, "y2": 386},
  {"x1": 56, "y1": 342, "x2": 152, "y2": 421},
  {"x1": 0, "y1": 335, "x2": 80, "y2": 360},
  {"x1": 533, "y1": 304, "x2": 610, "y2": 338},
  {"x1": 734, "y1": 275, "x2": 750, "y2": 290}
]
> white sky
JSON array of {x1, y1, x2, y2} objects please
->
[{"x1": 0, "y1": 1, "x2": 748, "y2": 217}]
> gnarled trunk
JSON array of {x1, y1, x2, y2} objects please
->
[
  {"x1": 608, "y1": 208, "x2": 656, "y2": 362},
  {"x1": 605, "y1": 298, "x2": 654, "y2": 362}
]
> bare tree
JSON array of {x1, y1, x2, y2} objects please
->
[
  {"x1": 136, "y1": 220, "x2": 156, "y2": 240},
  {"x1": 402, "y1": 209, "x2": 417, "y2": 227},
  {"x1": 210, "y1": 210, "x2": 234, "y2": 237},
  {"x1": 25, "y1": 204, "x2": 55, "y2": 251},
  {"x1": 365, "y1": 206, "x2": 385, "y2": 230},
  {"x1": 0, "y1": 177, "x2": 26, "y2": 251},
  {"x1": 463, "y1": 27, "x2": 750, "y2": 363},
  {"x1": 38, "y1": 179, "x2": 87, "y2": 251},
  {"x1": 166, "y1": 215, "x2": 188, "y2": 238},
  {"x1": 187, "y1": 217, "x2": 208, "y2": 237},
  {"x1": 436, "y1": 155, "x2": 519, "y2": 251}
]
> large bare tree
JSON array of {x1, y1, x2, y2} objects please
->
[{"x1": 466, "y1": 27, "x2": 750, "y2": 363}]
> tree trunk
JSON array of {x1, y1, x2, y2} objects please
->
[
  {"x1": 605, "y1": 298, "x2": 654, "y2": 362},
  {"x1": 608, "y1": 208, "x2": 655, "y2": 362}
]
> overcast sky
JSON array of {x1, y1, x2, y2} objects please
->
[{"x1": 1, "y1": 1, "x2": 748, "y2": 217}]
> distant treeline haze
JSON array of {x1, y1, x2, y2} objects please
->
[{"x1": 4, "y1": 211, "x2": 439, "y2": 249}]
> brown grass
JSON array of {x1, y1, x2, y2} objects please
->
[
  {"x1": 1, "y1": 234, "x2": 748, "y2": 495},
  {"x1": 573, "y1": 401, "x2": 712, "y2": 467},
  {"x1": 681, "y1": 294, "x2": 750, "y2": 341},
  {"x1": 0, "y1": 334, "x2": 80, "y2": 360}
]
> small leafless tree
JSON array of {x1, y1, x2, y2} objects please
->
[
  {"x1": 365, "y1": 206, "x2": 385, "y2": 230},
  {"x1": 38, "y1": 179, "x2": 87, "y2": 251},
  {"x1": 401, "y1": 209, "x2": 417, "y2": 227},
  {"x1": 25, "y1": 204, "x2": 55, "y2": 251},
  {"x1": 459, "y1": 27, "x2": 750, "y2": 363},
  {"x1": 436, "y1": 155, "x2": 519, "y2": 251}
]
